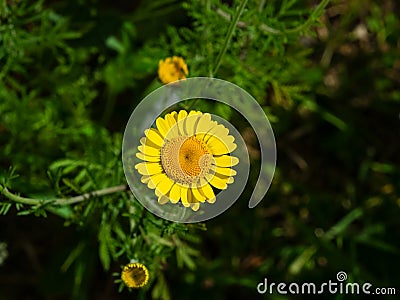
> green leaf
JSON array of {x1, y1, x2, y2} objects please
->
[
  {"x1": 98, "y1": 224, "x2": 115, "y2": 271},
  {"x1": 106, "y1": 36, "x2": 125, "y2": 54}
]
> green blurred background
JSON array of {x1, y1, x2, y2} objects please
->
[{"x1": 0, "y1": 0, "x2": 399, "y2": 299}]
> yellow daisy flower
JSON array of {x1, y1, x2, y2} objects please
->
[
  {"x1": 121, "y1": 262, "x2": 149, "y2": 288},
  {"x1": 158, "y1": 56, "x2": 188, "y2": 84},
  {"x1": 135, "y1": 110, "x2": 239, "y2": 211}
]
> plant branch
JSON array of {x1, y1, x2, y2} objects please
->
[
  {"x1": 212, "y1": 0, "x2": 248, "y2": 76},
  {"x1": 0, "y1": 184, "x2": 129, "y2": 207},
  {"x1": 214, "y1": 0, "x2": 330, "y2": 35}
]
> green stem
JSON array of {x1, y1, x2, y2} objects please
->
[
  {"x1": 0, "y1": 184, "x2": 128, "y2": 206},
  {"x1": 1, "y1": 186, "x2": 39, "y2": 205},
  {"x1": 258, "y1": 0, "x2": 266, "y2": 12},
  {"x1": 284, "y1": 0, "x2": 330, "y2": 34},
  {"x1": 211, "y1": 0, "x2": 248, "y2": 76},
  {"x1": 101, "y1": 91, "x2": 116, "y2": 125},
  {"x1": 205, "y1": 0, "x2": 211, "y2": 11}
]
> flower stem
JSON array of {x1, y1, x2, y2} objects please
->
[
  {"x1": 211, "y1": 0, "x2": 248, "y2": 76},
  {"x1": 0, "y1": 184, "x2": 128, "y2": 206}
]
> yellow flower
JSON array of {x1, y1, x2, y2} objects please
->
[
  {"x1": 158, "y1": 56, "x2": 188, "y2": 84},
  {"x1": 121, "y1": 262, "x2": 149, "y2": 288},
  {"x1": 135, "y1": 110, "x2": 239, "y2": 211}
]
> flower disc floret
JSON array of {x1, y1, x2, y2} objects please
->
[
  {"x1": 121, "y1": 262, "x2": 149, "y2": 288},
  {"x1": 158, "y1": 56, "x2": 188, "y2": 84}
]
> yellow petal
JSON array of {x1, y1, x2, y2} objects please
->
[
  {"x1": 135, "y1": 162, "x2": 163, "y2": 175},
  {"x1": 136, "y1": 152, "x2": 160, "y2": 162},
  {"x1": 187, "y1": 189, "x2": 201, "y2": 210},
  {"x1": 206, "y1": 196, "x2": 216, "y2": 204},
  {"x1": 188, "y1": 110, "x2": 201, "y2": 116},
  {"x1": 187, "y1": 188, "x2": 195, "y2": 203},
  {"x1": 184, "y1": 113, "x2": 202, "y2": 136},
  {"x1": 180, "y1": 185, "x2": 190, "y2": 207},
  {"x1": 207, "y1": 124, "x2": 230, "y2": 141},
  {"x1": 169, "y1": 183, "x2": 181, "y2": 203},
  {"x1": 206, "y1": 173, "x2": 228, "y2": 190},
  {"x1": 138, "y1": 145, "x2": 160, "y2": 156},
  {"x1": 140, "y1": 137, "x2": 160, "y2": 149},
  {"x1": 190, "y1": 203, "x2": 200, "y2": 211},
  {"x1": 192, "y1": 187, "x2": 206, "y2": 202},
  {"x1": 165, "y1": 112, "x2": 179, "y2": 138},
  {"x1": 156, "y1": 117, "x2": 170, "y2": 138},
  {"x1": 212, "y1": 166, "x2": 237, "y2": 177},
  {"x1": 171, "y1": 111, "x2": 178, "y2": 121},
  {"x1": 177, "y1": 110, "x2": 188, "y2": 135},
  {"x1": 147, "y1": 173, "x2": 168, "y2": 189},
  {"x1": 195, "y1": 113, "x2": 214, "y2": 134},
  {"x1": 155, "y1": 177, "x2": 174, "y2": 195},
  {"x1": 158, "y1": 195, "x2": 169, "y2": 204},
  {"x1": 200, "y1": 183, "x2": 215, "y2": 200},
  {"x1": 207, "y1": 135, "x2": 236, "y2": 155},
  {"x1": 144, "y1": 128, "x2": 164, "y2": 147},
  {"x1": 199, "y1": 179, "x2": 216, "y2": 203},
  {"x1": 155, "y1": 189, "x2": 163, "y2": 197},
  {"x1": 214, "y1": 155, "x2": 239, "y2": 167},
  {"x1": 141, "y1": 175, "x2": 151, "y2": 184}
]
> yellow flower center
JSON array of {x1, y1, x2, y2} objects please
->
[
  {"x1": 121, "y1": 263, "x2": 149, "y2": 288},
  {"x1": 161, "y1": 136, "x2": 213, "y2": 184}
]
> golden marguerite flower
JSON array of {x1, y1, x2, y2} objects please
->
[
  {"x1": 121, "y1": 262, "x2": 149, "y2": 288},
  {"x1": 158, "y1": 56, "x2": 188, "y2": 84},
  {"x1": 135, "y1": 110, "x2": 239, "y2": 211}
]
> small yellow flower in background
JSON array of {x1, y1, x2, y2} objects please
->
[
  {"x1": 135, "y1": 110, "x2": 239, "y2": 211},
  {"x1": 158, "y1": 56, "x2": 188, "y2": 84},
  {"x1": 121, "y1": 262, "x2": 149, "y2": 288}
]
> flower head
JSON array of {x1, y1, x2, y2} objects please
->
[
  {"x1": 121, "y1": 262, "x2": 149, "y2": 288},
  {"x1": 158, "y1": 56, "x2": 188, "y2": 84},
  {"x1": 135, "y1": 110, "x2": 239, "y2": 211}
]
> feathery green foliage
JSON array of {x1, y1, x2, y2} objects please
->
[{"x1": 1, "y1": 0, "x2": 399, "y2": 299}]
